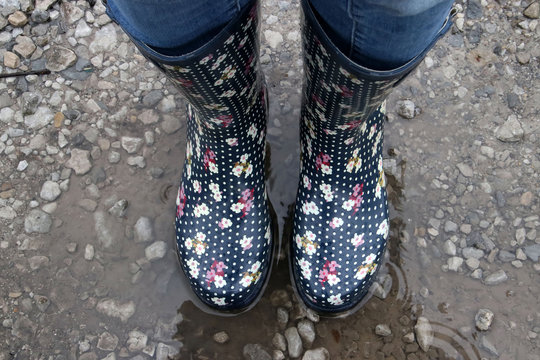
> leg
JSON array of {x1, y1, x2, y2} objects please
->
[
  {"x1": 104, "y1": 0, "x2": 276, "y2": 313},
  {"x1": 290, "y1": 0, "x2": 454, "y2": 314}
]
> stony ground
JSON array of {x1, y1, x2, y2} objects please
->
[{"x1": 0, "y1": 0, "x2": 539, "y2": 359}]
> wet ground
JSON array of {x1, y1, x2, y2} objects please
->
[{"x1": 0, "y1": 0, "x2": 539, "y2": 359}]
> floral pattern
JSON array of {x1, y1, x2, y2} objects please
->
[
  {"x1": 290, "y1": 0, "x2": 408, "y2": 314},
  {"x1": 147, "y1": 1, "x2": 274, "y2": 311}
]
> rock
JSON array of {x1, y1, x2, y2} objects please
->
[
  {"x1": 97, "y1": 331, "x2": 119, "y2": 351},
  {"x1": 495, "y1": 115, "x2": 524, "y2": 142},
  {"x1": 36, "y1": 0, "x2": 57, "y2": 11},
  {"x1": 61, "y1": 1, "x2": 84, "y2": 24},
  {"x1": 456, "y1": 163, "x2": 473, "y2": 177},
  {"x1": 108, "y1": 199, "x2": 128, "y2": 217},
  {"x1": 403, "y1": 332, "x2": 415, "y2": 343},
  {"x1": 465, "y1": 257, "x2": 480, "y2": 270},
  {"x1": 270, "y1": 289, "x2": 291, "y2": 308},
  {"x1": 11, "y1": 316, "x2": 37, "y2": 340},
  {"x1": 134, "y1": 217, "x2": 153, "y2": 243},
  {"x1": 40, "y1": 180, "x2": 61, "y2": 201},
  {"x1": 127, "y1": 330, "x2": 147, "y2": 352},
  {"x1": 21, "y1": 92, "x2": 41, "y2": 115},
  {"x1": 479, "y1": 336, "x2": 498, "y2": 356},
  {"x1": 46, "y1": 46, "x2": 77, "y2": 71},
  {"x1": 24, "y1": 106, "x2": 53, "y2": 129},
  {"x1": 484, "y1": 270, "x2": 507, "y2": 285},
  {"x1": 273, "y1": 350, "x2": 285, "y2": 360},
  {"x1": 467, "y1": 0, "x2": 483, "y2": 19},
  {"x1": 284, "y1": 327, "x2": 303, "y2": 358},
  {"x1": 121, "y1": 136, "x2": 143, "y2": 154},
  {"x1": 79, "y1": 353, "x2": 97, "y2": 360},
  {"x1": 272, "y1": 333, "x2": 287, "y2": 352},
  {"x1": 138, "y1": 109, "x2": 159, "y2": 125},
  {"x1": 8, "y1": 11, "x2": 28, "y2": 27},
  {"x1": 462, "y1": 247, "x2": 484, "y2": 259},
  {"x1": 13, "y1": 36, "x2": 36, "y2": 58},
  {"x1": 524, "y1": 244, "x2": 540, "y2": 262},
  {"x1": 31, "y1": 9, "x2": 50, "y2": 23},
  {"x1": 28, "y1": 255, "x2": 49, "y2": 270},
  {"x1": 78, "y1": 199, "x2": 98, "y2": 212},
  {"x1": 145, "y1": 241, "x2": 167, "y2": 261},
  {"x1": 442, "y1": 240, "x2": 457, "y2": 256},
  {"x1": 498, "y1": 250, "x2": 515, "y2": 262},
  {"x1": 0, "y1": 206, "x2": 17, "y2": 220},
  {"x1": 84, "y1": 244, "x2": 94, "y2": 260},
  {"x1": 155, "y1": 343, "x2": 179, "y2": 360},
  {"x1": 264, "y1": 30, "x2": 283, "y2": 49},
  {"x1": 25, "y1": 209, "x2": 52, "y2": 233},
  {"x1": 66, "y1": 149, "x2": 92, "y2": 175},
  {"x1": 75, "y1": 20, "x2": 92, "y2": 38},
  {"x1": 375, "y1": 324, "x2": 392, "y2": 337},
  {"x1": 447, "y1": 257, "x2": 463, "y2": 272},
  {"x1": 396, "y1": 100, "x2": 416, "y2": 119},
  {"x1": 524, "y1": 2, "x2": 540, "y2": 19},
  {"x1": 213, "y1": 331, "x2": 230, "y2": 344},
  {"x1": 243, "y1": 344, "x2": 272, "y2": 360},
  {"x1": 276, "y1": 307, "x2": 289, "y2": 328},
  {"x1": 90, "y1": 24, "x2": 118, "y2": 53},
  {"x1": 34, "y1": 295, "x2": 50, "y2": 312},
  {"x1": 297, "y1": 319, "x2": 316, "y2": 348},
  {"x1": 302, "y1": 348, "x2": 330, "y2": 360},
  {"x1": 127, "y1": 156, "x2": 145, "y2": 168},
  {"x1": 475, "y1": 309, "x2": 494, "y2": 331},
  {"x1": 161, "y1": 115, "x2": 182, "y2": 134},
  {"x1": 4, "y1": 51, "x2": 21, "y2": 68},
  {"x1": 415, "y1": 317, "x2": 433, "y2": 352},
  {"x1": 94, "y1": 211, "x2": 121, "y2": 250},
  {"x1": 96, "y1": 299, "x2": 136, "y2": 322},
  {"x1": 372, "y1": 273, "x2": 392, "y2": 299}
]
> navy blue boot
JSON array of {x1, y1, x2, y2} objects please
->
[
  {"x1": 290, "y1": 0, "x2": 452, "y2": 315},
  {"x1": 129, "y1": 1, "x2": 274, "y2": 313}
]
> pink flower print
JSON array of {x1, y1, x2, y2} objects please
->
[
  {"x1": 250, "y1": 261, "x2": 261, "y2": 273},
  {"x1": 311, "y1": 94, "x2": 326, "y2": 108},
  {"x1": 334, "y1": 84, "x2": 353, "y2": 98},
  {"x1": 365, "y1": 254, "x2": 377, "y2": 265},
  {"x1": 239, "y1": 235, "x2": 253, "y2": 251},
  {"x1": 319, "y1": 260, "x2": 340, "y2": 287},
  {"x1": 297, "y1": 231, "x2": 318, "y2": 256},
  {"x1": 218, "y1": 218, "x2": 232, "y2": 229},
  {"x1": 226, "y1": 138, "x2": 238, "y2": 146},
  {"x1": 247, "y1": 124, "x2": 257, "y2": 138},
  {"x1": 343, "y1": 183, "x2": 363, "y2": 215},
  {"x1": 346, "y1": 149, "x2": 362, "y2": 173},
  {"x1": 204, "y1": 148, "x2": 218, "y2": 173},
  {"x1": 351, "y1": 234, "x2": 365, "y2": 248},
  {"x1": 231, "y1": 189, "x2": 254, "y2": 218},
  {"x1": 176, "y1": 185, "x2": 186, "y2": 218},
  {"x1": 174, "y1": 77, "x2": 193, "y2": 88},
  {"x1": 329, "y1": 217, "x2": 343, "y2": 229},
  {"x1": 354, "y1": 266, "x2": 369, "y2": 281},
  {"x1": 199, "y1": 54, "x2": 213, "y2": 65},
  {"x1": 193, "y1": 180, "x2": 201, "y2": 193},
  {"x1": 193, "y1": 203, "x2": 209, "y2": 217},
  {"x1": 320, "y1": 183, "x2": 333, "y2": 202},
  {"x1": 377, "y1": 219, "x2": 389, "y2": 239},
  {"x1": 303, "y1": 175, "x2": 312, "y2": 190},
  {"x1": 244, "y1": 53, "x2": 255, "y2": 74},
  {"x1": 315, "y1": 152, "x2": 332, "y2": 174},
  {"x1": 225, "y1": 35, "x2": 235, "y2": 45},
  {"x1": 301, "y1": 201, "x2": 320, "y2": 215},
  {"x1": 206, "y1": 260, "x2": 227, "y2": 287},
  {"x1": 232, "y1": 154, "x2": 252, "y2": 177}
]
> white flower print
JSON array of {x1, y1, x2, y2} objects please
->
[
  {"x1": 365, "y1": 253, "x2": 377, "y2": 265},
  {"x1": 324, "y1": 192, "x2": 333, "y2": 202},
  {"x1": 186, "y1": 258, "x2": 199, "y2": 270},
  {"x1": 195, "y1": 243, "x2": 206, "y2": 256},
  {"x1": 239, "y1": 235, "x2": 253, "y2": 251},
  {"x1": 342, "y1": 199, "x2": 355, "y2": 211},
  {"x1": 195, "y1": 232, "x2": 205, "y2": 242},
  {"x1": 240, "y1": 274, "x2": 253, "y2": 287},
  {"x1": 329, "y1": 217, "x2": 343, "y2": 229},
  {"x1": 194, "y1": 203, "x2": 209, "y2": 217},
  {"x1": 368, "y1": 124, "x2": 377, "y2": 139},
  {"x1": 375, "y1": 183, "x2": 382, "y2": 199},
  {"x1": 212, "y1": 297, "x2": 226, "y2": 306},
  {"x1": 214, "y1": 275, "x2": 226, "y2": 288},
  {"x1": 351, "y1": 234, "x2": 365, "y2": 248},
  {"x1": 295, "y1": 234, "x2": 303, "y2": 248},
  {"x1": 208, "y1": 162, "x2": 218, "y2": 173},
  {"x1": 320, "y1": 183, "x2": 331, "y2": 194},
  {"x1": 360, "y1": 122, "x2": 368, "y2": 134},
  {"x1": 327, "y1": 274, "x2": 340, "y2": 286},
  {"x1": 250, "y1": 261, "x2": 261, "y2": 273},
  {"x1": 225, "y1": 35, "x2": 235, "y2": 44},
  {"x1": 247, "y1": 124, "x2": 257, "y2": 138},
  {"x1": 218, "y1": 218, "x2": 232, "y2": 229},
  {"x1": 328, "y1": 294, "x2": 343, "y2": 306},
  {"x1": 231, "y1": 202, "x2": 244, "y2": 213},
  {"x1": 305, "y1": 243, "x2": 317, "y2": 256},
  {"x1": 213, "y1": 192, "x2": 222, "y2": 202},
  {"x1": 189, "y1": 267, "x2": 199, "y2": 278},
  {"x1": 209, "y1": 183, "x2": 219, "y2": 192},
  {"x1": 226, "y1": 138, "x2": 238, "y2": 146},
  {"x1": 185, "y1": 238, "x2": 193, "y2": 249},
  {"x1": 302, "y1": 201, "x2": 320, "y2": 215},
  {"x1": 199, "y1": 55, "x2": 213, "y2": 65},
  {"x1": 302, "y1": 267, "x2": 312, "y2": 280},
  {"x1": 320, "y1": 164, "x2": 332, "y2": 175},
  {"x1": 344, "y1": 137, "x2": 355, "y2": 145},
  {"x1": 355, "y1": 267, "x2": 369, "y2": 280},
  {"x1": 377, "y1": 219, "x2": 389, "y2": 239},
  {"x1": 193, "y1": 180, "x2": 201, "y2": 193},
  {"x1": 303, "y1": 175, "x2": 311, "y2": 189},
  {"x1": 245, "y1": 164, "x2": 253, "y2": 176},
  {"x1": 219, "y1": 90, "x2": 236, "y2": 97},
  {"x1": 232, "y1": 166, "x2": 243, "y2": 177}
]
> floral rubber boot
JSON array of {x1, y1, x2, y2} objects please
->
[
  {"x1": 290, "y1": 0, "x2": 452, "y2": 315},
  {"x1": 125, "y1": 0, "x2": 275, "y2": 313}
]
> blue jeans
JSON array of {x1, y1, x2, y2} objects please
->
[{"x1": 105, "y1": 0, "x2": 453, "y2": 69}]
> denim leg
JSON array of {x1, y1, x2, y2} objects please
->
[
  {"x1": 309, "y1": 0, "x2": 454, "y2": 70},
  {"x1": 105, "y1": 0, "x2": 252, "y2": 54}
]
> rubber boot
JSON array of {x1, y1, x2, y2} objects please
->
[
  {"x1": 122, "y1": 0, "x2": 275, "y2": 313},
  {"x1": 290, "y1": 0, "x2": 452, "y2": 315}
]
